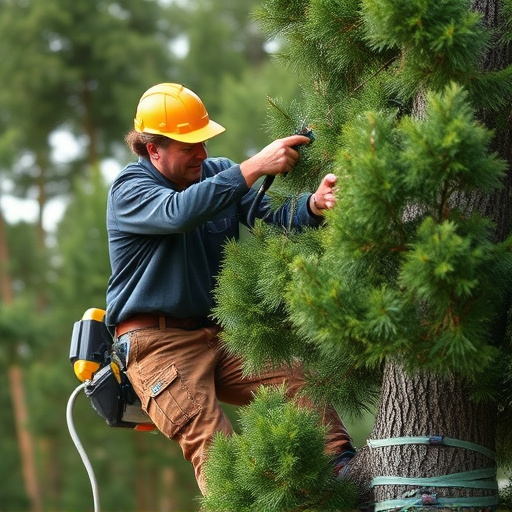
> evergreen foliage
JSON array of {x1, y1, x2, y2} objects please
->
[
  {"x1": 290, "y1": 84, "x2": 511, "y2": 377},
  {"x1": 215, "y1": 81, "x2": 512, "y2": 407},
  {"x1": 363, "y1": 0, "x2": 487, "y2": 102},
  {"x1": 213, "y1": 224, "x2": 322, "y2": 374},
  {"x1": 0, "y1": 0, "x2": 510, "y2": 509},
  {"x1": 209, "y1": 0, "x2": 512, "y2": 508},
  {"x1": 214, "y1": 222, "x2": 381, "y2": 416},
  {"x1": 201, "y1": 386, "x2": 357, "y2": 511}
]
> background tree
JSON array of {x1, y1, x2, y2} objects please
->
[
  {"x1": 0, "y1": 0, "x2": 176, "y2": 507},
  {"x1": 0, "y1": 0, "x2": 310, "y2": 510},
  {"x1": 0, "y1": 0, "x2": 175, "y2": 238},
  {"x1": 168, "y1": 0, "x2": 268, "y2": 117},
  {"x1": 207, "y1": 0, "x2": 512, "y2": 511}
]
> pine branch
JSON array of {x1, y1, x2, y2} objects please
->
[{"x1": 201, "y1": 386, "x2": 358, "y2": 512}]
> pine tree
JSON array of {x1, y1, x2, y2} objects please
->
[{"x1": 205, "y1": 0, "x2": 512, "y2": 510}]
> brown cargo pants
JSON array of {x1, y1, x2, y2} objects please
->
[{"x1": 118, "y1": 321, "x2": 354, "y2": 494}]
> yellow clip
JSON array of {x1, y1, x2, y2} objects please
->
[
  {"x1": 73, "y1": 360, "x2": 101, "y2": 382},
  {"x1": 110, "y1": 362, "x2": 122, "y2": 384},
  {"x1": 81, "y1": 308, "x2": 106, "y2": 322}
]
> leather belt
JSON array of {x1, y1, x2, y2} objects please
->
[{"x1": 115, "y1": 314, "x2": 215, "y2": 337}]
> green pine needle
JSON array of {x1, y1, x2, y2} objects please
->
[{"x1": 201, "y1": 386, "x2": 357, "y2": 512}]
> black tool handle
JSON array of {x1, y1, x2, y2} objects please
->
[
  {"x1": 246, "y1": 128, "x2": 315, "y2": 230},
  {"x1": 247, "y1": 175, "x2": 275, "y2": 230}
]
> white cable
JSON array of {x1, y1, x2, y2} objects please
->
[{"x1": 66, "y1": 383, "x2": 101, "y2": 512}]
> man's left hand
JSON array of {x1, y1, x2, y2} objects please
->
[{"x1": 309, "y1": 173, "x2": 338, "y2": 216}]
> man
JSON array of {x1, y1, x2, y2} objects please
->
[{"x1": 105, "y1": 83, "x2": 354, "y2": 493}]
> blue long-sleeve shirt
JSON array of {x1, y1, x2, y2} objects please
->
[{"x1": 105, "y1": 156, "x2": 321, "y2": 328}]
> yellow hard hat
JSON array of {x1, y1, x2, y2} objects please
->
[{"x1": 134, "y1": 83, "x2": 225, "y2": 143}]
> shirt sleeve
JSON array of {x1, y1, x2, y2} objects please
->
[
  {"x1": 239, "y1": 189, "x2": 324, "y2": 230},
  {"x1": 108, "y1": 160, "x2": 250, "y2": 235}
]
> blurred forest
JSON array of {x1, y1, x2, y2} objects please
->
[{"x1": 0, "y1": 0, "x2": 374, "y2": 510}]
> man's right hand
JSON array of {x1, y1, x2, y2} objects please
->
[{"x1": 240, "y1": 134, "x2": 311, "y2": 187}]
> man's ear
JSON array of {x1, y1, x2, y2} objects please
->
[{"x1": 146, "y1": 142, "x2": 159, "y2": 159}]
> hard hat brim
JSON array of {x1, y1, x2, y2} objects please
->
[{"x1": 161, "y1": 119, "x2": 226, "y2": 144}]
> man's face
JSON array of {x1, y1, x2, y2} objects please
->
[{"x1": 151, "y1": 140, "x2": 208, "y2": 190}]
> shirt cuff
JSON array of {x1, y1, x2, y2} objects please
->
[{"x1": 306, "y1": 193, "x2": 324, "y2": 221}]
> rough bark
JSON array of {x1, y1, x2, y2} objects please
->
[
  {"x1": 474, "y1": 0, "x2": 512, "y2": 245},
  {"x1": 350, "y1": 360, "x2": 498, "y2": 510}
]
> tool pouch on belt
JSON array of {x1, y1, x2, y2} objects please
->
[
  {"x1": 84, "y1": 362, "x2": 154, "y2": 429},
  {"x1": 70, "y1": 308, "x2": 154, "y2": 431}
]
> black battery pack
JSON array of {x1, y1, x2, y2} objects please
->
[{"x1": 69, "y1": 308, "x2": 155, "y2": 431}]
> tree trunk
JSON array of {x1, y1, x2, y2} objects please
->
[
  {"x1": 0, "y1": 208, "x2": 43, "y2": 512},
  {"x1": 473, "y1": 0, "x2": 512, "y2": 244},
  {"x1": 350, "y1": 2, "x2": 512, "y2": 509},
  {"x1": 40, "y1": 437, "x2": 60, "y2": 510},
  {"x1": 159, "y1": 465, "x2": 177, "y2": 512},
  {"x1": 352, "y1": 360, "x2": 498, "y2": 511},
  {"x1": 8, "y1": 365, "x2": 44, "y2": 512}
]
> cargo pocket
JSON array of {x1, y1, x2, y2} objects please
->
[{"x1": 142, "y1": 362, "x2": 202, "y2": 438}]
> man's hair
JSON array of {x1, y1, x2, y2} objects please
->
[{"x1": 125, "y1": 130, "x2": 173, "y2": 158}]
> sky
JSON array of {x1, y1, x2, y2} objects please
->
[{"x1": 0, "y1": 130, "x2": 121, "y2": 232}]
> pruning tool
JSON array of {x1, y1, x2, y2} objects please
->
[{"x1": 246, "y1": 119, "x2": 315, "y2": 230}]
